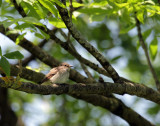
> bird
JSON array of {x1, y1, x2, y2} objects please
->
[{"x1": 40, "y1": 62, "x2": 73, "y2": 85}]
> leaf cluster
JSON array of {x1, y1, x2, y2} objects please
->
[{"x1": 0, "y1": 47, "x2": 24, "y2": 76}]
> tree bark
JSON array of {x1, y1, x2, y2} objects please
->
[{"x1": 0, "y1": 87, "x2": 17, "y2": 126}]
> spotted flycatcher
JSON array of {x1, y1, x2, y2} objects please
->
[{"x1": 40, "y1": 63, "x2": 72, "y2": 85}]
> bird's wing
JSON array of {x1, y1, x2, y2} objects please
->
[{"x1": 40, "y1": 67, "x2": 58, "y2": 83}]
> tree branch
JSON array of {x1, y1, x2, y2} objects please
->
[
  {"x1": 0, "y1": 79, "x2": 156, "y2": 126},
  {"x1": 74, "y1": 94, "x2": 154, "y2": 126},
  {"x1": 1, "y1": 1, "x2": 156, "y2": 125},
  {"x1": 0, "y1": 64, "x2": 156, "y2": 125},
  {"x1": 1, "y1": 67, "x2": 160, "y2": 105},
  {"x1": 1, "y1": 24, "x2": 160, "y2": 104},
  {"x1": 0, "y1": 25, "x2": 94, "y2": 84},
  {"x1": 135, "y1": 17, "x2": 160, "y2": 91},
  {"x1": 80, "y1": 63, "x2": 93, "y2": 80},
  {"x1": 56, "y1": 4, "x2": 121, "y2": 82},
  {"x1": 49, "y1": 31, "x2": 110, "y2": 76},
  {"x1": 0, "y1": 24, "x2": 144, "y2": 86},
  {"x1": 10, "y1": 0, "x2": 129, "y2": 84},
  {"x1": 49, "y1": 29, "x2": 138, "y2": 84},
  {"x1": 15, "y1": 39, "x2": 49, "y2": 67},
  {"x1": 0, "y1": 87, "x2": 17, "y2": 126},
  {"x1": 10, "y1": 0, "x2": 143, "y2": 86}
]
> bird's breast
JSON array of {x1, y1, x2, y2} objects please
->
[{"x1": 50, "y1": 70, "x2": 69, "y2": 83}]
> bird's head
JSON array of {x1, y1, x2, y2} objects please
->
[{"x1": 60, "y1": 62, "x2": 73, "y2": 68}]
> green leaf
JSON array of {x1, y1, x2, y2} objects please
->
[
  {"x1": 136, "y1": 10, "x2": 144, "y2": 24},
  {"x1": 18, "y1": 17, "x2": 44, "y2": 26},
  {"x1": 142, "y1": 29, "x2": 152, "y2": 41},
  {"x1": 147, "y1": 105, "x2": 160, "y2": 115},
  {"x1": 14, "y1": 23, "x2": 35, "y2": 30},
  {"x1": 90, "y1": 14, "x2": 106, "y2": 22},
  {"x1": 149, "y1": 38, "x2": 158, "y2": 60},
  {"x1": 115, "y1": 3, "x2": 129, "y2": 8},
  {"x1": 120, "y1": 24, "x2": 135, "y2": 34},
  {"x1": 0, "y1": 20, "x2": 16, "y2": 29},
  {"x1": 143, "y1": 1, "x2": 155, "y2": 5},
  {"x1": 21, "y1": 1, "x2": 41, "y2": 20},
  {"x1": 38, "y1": 0, "x2": 58, "y2": 17},
  {"x1": 16, "y1": 33, "x2": 26, "y2": 45},
  {"x1": 78, "y1": 7, "x2": 107, "y2": 15},
  {"x1": 35, "y1": 33, "x2": 44, "y2": 39},
  {"x1": 52, "y1": 0, "x2": 66, "y2": 8},
  {"x1": 146, "y1": 7, "x2": 156, "y2": 17},
  {"x1": 72, "y1": 2, "x2": 83, "y2": 7},
  {"x1": 33, "y1": 2, "x2": 46, "y2": 19},
  {"x1": 4, "y1": 51, "x2": 24, "y2": 59},
  {"x1": 39, "y1": 29, "x2": 50, "y2": 39},
  {"x1": 0, "y1": 56, "x2": 10, "y2": 76},
  {"x1": 89, "y1": 1, "x2": 108, "y2": 7},
  {"x1": 0, "y1": 46, "x2": 2, "y2": 56},
  {"x1": 66, "y1": 1, "x2": 84, "y2": 8},
  {"x1": 16, "y1": 0, "x2": 22, "y2": 5},
  {"x1": 49, "y1": 17, "x2": 66, "y2": 28},
  {"x1": 6, "y1": 29, "x2": 21, "y2": 35},
  {"x1": 136, "y1": 40, "x2": 140, "y2": 50},
  {"x1": 111, "y1": 55, "x2": 122, "y2": 63}
]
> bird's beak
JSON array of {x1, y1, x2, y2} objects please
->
[{"x1": 70, "y1": 65, "x2": 73, "y2": 67}]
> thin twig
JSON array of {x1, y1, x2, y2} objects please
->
[
  {"x1": 67, "y1": 0, "x2": 74, "y2": 50},
  {"x1": 64, "y1": 1, "x2": 94, "y2": 81},
  {"x1": 67, "y1": 0, "x2": 73, "y2": 42},
  {"x1": 135, "y1": 16, "x2": 160, "y2": 91},
  {"x1": 58, "y1": 29, "x2": 67, "y2": 39},
  {"x1": 80, "y1": 63, "x2": 93, "y2": 80}
]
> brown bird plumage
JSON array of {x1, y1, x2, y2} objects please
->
[{"x1": 40, "y1": 63, "x2": 72, "y2": 84}]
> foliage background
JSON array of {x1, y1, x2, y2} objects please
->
[{"x1": 0, "y1": 0, "x2": 160, "y2": 125}]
